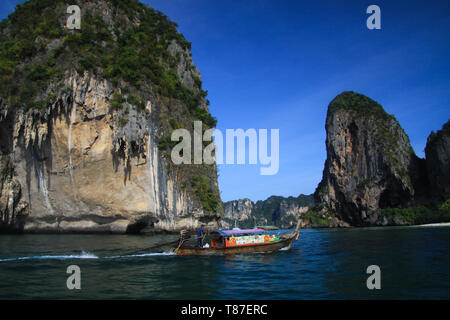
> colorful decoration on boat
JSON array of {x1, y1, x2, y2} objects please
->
[{"x1": 226, "y1": 234, "x2": 279, "y2": 247}]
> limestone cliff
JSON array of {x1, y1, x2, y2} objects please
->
[
  {"x1": 0, "y1": 0, "x2": 221, "y2": 233},
  {"x1": 223, "y1": 198, "x2": 254, "y2": 223},
  {"x1": 314, "y1": 91, "x2": 424, "y2": 226},
  {"x1": 222, "y1": 194, "x2": 313, "y2": 228}
]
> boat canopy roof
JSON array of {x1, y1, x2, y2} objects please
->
[
  {"x1": 257, "y1": 226, "x2": 280, "y2": 230},
  {"x1": 213, "y1": 228, "x2": 265, "y2": 236}
]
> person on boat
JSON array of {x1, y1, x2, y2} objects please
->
[{"x1": 197, "y1": 225, "x2": 205, "y2": 247}]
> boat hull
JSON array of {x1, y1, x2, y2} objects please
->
[{"x1": 173, "y1": 233, "x2": 297, "y2": 255}]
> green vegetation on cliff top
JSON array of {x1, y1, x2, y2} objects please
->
[
  {"x1": 0, "y1": 0, "x2": 216, "y2": 127},
  {"x1": 328, "y1": 91, "x2": 395, "y2": 122}
]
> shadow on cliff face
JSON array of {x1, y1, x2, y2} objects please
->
[
  {"x1": 111, "y1": 137, "x2": 146, "y2": 186},
  {"x1": 378, "y1": 181, "x2": 413, "y2": 209},
  {"x1": 3, "y1": 95, "x2": 88, "y2": 232},
  {"x1": 111, "y1": 137, "x2": 127, "y2": 182},
  {"x1": 408, "y1": 155, "x2": 431, "y2": 203},
  {"x1": 0, "y1": 106, "x2": 57, "y2": 232},
  {"x1": 0, "y1": 104, "x2": 15, "y2": 155},
  {"x1": 125, "y1": 215, "x2": 157, "y2": 233},
  {"x1": 27, "y1": 111, "x2": 54, "y2": 212},
  {"x1": 425, "y1": 120, "x2": 450, "y2": 202},
  {"x1": 335, "y1": 189, "x2": 362, "y2": 226}
]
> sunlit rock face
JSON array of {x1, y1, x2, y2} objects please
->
[
  {"x1": 0, "y1": 71, "x2": 220, "y2": 233},
  {"x1": 223, "y1": 198, "x2": 254, "y2": 222},
  {"x1": 0, "y1": 0, "x2": 221, "y2": 233},
  {"x1": 222, "y1": 195, "x2": 313, "y2": 229}
]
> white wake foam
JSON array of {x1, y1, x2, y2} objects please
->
[
  {"x1": 105, "y1": 251, "x2": 175, "y2": 259},
  {"x1": 415, "y1": 222, "x2": 450, "y2": 228},
  {"x1": 0, "y1": 250, "x2": 98, "y2": 262},
  {"x1": 0, "y1": 250, "x2": 179, "y2": 262}
]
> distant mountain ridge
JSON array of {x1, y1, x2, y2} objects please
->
[{"x1": 222, "y1": 194, "x2": 314, "y2": 229}]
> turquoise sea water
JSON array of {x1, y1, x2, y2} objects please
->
[{"x1": 0, "y1": 226, "x2": 449, "y2": 299}]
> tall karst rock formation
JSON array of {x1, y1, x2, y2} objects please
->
[
  {"x1": 0, "y1": 0, "x2": 222, "y2": 233},
  {"x1": 425, "y1": 120, "x2": 450, "y2": 203},
  {"x1": 314, "y1": 91, "x2": 428, "y2": 226}
]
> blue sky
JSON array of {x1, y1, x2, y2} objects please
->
[{"x1": 1, "y1": 0, "x2": 449, "y2": 202}]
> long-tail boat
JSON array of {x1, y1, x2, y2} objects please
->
[{"x1": 172, "y1": 220, "x2": 301, "y2": 255}]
